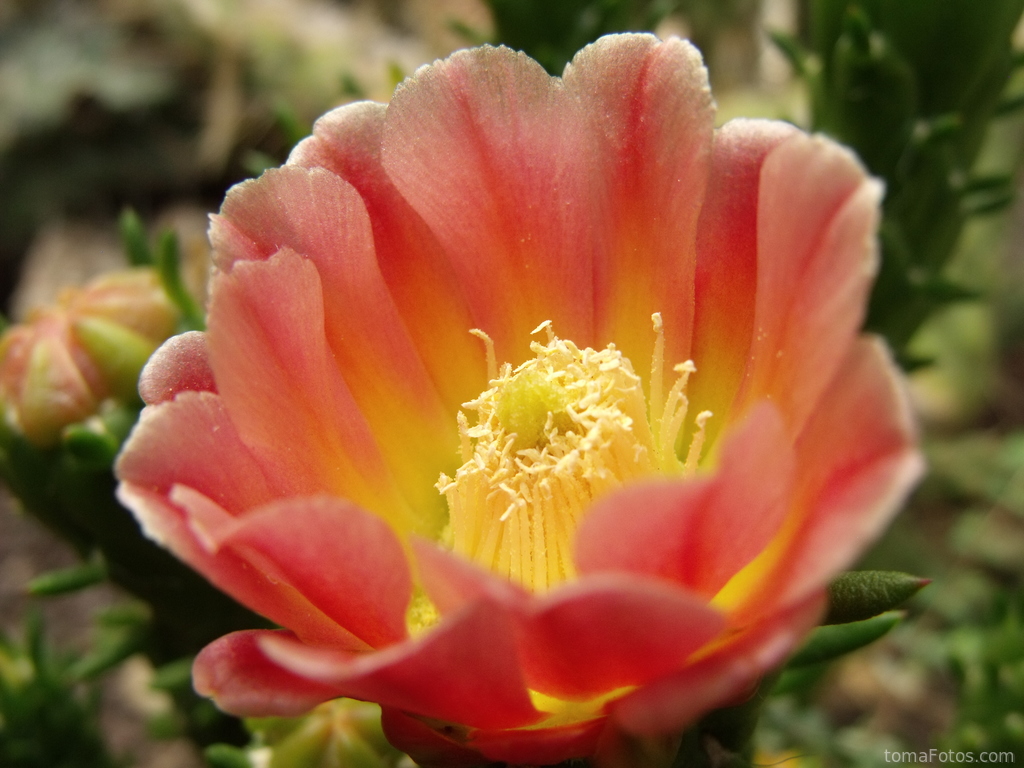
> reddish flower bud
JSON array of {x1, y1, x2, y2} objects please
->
[{"x1": 1, "y1": 269, "x2": 177, "y2": 446}]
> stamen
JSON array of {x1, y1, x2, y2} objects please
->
[
  {"x1": 531, "y1": 320, "x2": 556, "y2": 343},
  {"x1": 440, "y1": 318, "x2": 714, "y2": 593},
  {"x1": 470, "y1": 328, "x2": 497, "y2": 382},
  {"x1": 440, "y1": 329, "x2": 654, "y2": 590},
  {"x1": 684, "y1": 410, "x2": 713, "y2": 472},
  {"x1": 456, "y1": 410, "x2": 472, "y2": 462},
  {"x1": 650, "y1": 312, "x2": 665, "y2": 430}
]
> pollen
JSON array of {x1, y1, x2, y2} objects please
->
[{"x1": 437, "y1": 316, "x2": 711, "y2": 592}]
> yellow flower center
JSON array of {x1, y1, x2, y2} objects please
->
[{"x1": 437, "y1": 317, "x2": 711, "y2": 592}]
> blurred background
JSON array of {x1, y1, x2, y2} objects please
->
[{"x1": 0, "y1": 1, "x2": 1022, "y2": 766}]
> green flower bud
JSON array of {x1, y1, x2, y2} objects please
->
[{"x1": 248, "y1": 700, "x2": 406, "y2": 768}]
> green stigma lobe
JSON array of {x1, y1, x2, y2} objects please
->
[{"x1": 495, "y1": 368, "x2": 572, "y2": 450}]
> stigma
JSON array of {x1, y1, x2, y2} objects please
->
[{"x1": 437, "y1": 317, "x2": 710, "y2": 591}]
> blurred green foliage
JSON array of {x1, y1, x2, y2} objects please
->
[
  {"x1": 0, "y1": 219, "x2": 261, "y2": 749},
  {"x1": 0, "y1": 614, "x2": 120, "y2": 768},
  {"x1": 482, "y1": 0, "x2": 678, "y2": 73},
  {"x1": 943, "y1": 590, "x2": 1024, "y2": 754},
  {"x1": 481, "y1": 0, "x2": 761, "y2": 78},
  {"x1": 778, "y1": 0, "x2": 1024, "y2": 360}
]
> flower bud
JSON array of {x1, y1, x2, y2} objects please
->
[
  {"x1": 248, "y1": 700, "x2": 407, "y2": 768},
  {"x1": 0, "y1": 268, "x2": 178, "y2": 446}
]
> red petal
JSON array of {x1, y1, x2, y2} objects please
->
[
  {"x1": 690, "y1": 119, "x2": 799, "y2": 444},
  {"x1": 758, "y1": 338, "x2": 924, "y2": 615},
  {"x1": 564, "y1": 34, "x2": 714, "y2": 373},
  {"x1": 116, "y1": 391, "x2": 271, "y2": 514},
  {"x1": 118, "y1": 394, "x2": 365, "y2": 645},
  {"x1": 137, "y1": 331, "x2": 217, "y2": 405},
  {"x1": 609, "y1": 593, "x2": 825, "y2": 735},
  {"x1": 412, "y1": 537, "x2": 528, "y2": 616},
  {"x1": 735, "y1": 134, "x2": 882, "y2": 433},
  {"x1": 193, "y1": 630, "x2": 347, "y2": 717},
  {"x1": 518, "y1": 573, "x2": 726, "y2": 699},
  {"x1": 382, "y1": 45, "x2": 597, "y2": 364},
  {"x1": 470, "y1": 717, "x2": 607, "y2": 765},
  {"x1": 205, "y1": 250, "x2": 412, "y2": 528},
  {"x1": 575, "y1": 404, "x2": 794, "y2": 598},
  {"x1": 118, "y1": 485, "x2": 364, "y2": 647},
  {"x1": 259, "y1": 600, "x2": 541, "y2": 730},
  {"x1": 211, "y1": 168, "x2": 454, "y2": 530},
  {"x1": 380, "y1": 708, "x2": 490, "y2": 768},
  {"x1": 220, "y1": 496, "x2": 412, "y2": 647},
  {"x1": 289, "y1": 102, "x2": 486, "y2": 413}
]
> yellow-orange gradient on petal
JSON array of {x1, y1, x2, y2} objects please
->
[{"x1": 115, "y1": 33, "x2": 923, "y2": 768}]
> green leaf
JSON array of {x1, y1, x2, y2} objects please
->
[
  {"x1": 768, "y1": 29, "x2": 811, "y2": 77},
  {"x1": 961, "y1": 189, "x2": 1016, "y2": 216},
  {"x1": 61, "y1": 424, "x2": 120, "y2": 467},
  {"x1": 27, "y1": 557, "x2": 107, "y2": 596},
  {"x1": 150, "y1": 657, "x2": 194, "y2": 692},
  {"x1": 119, "y1": 208, "x2": 152, "y2": 266},
  {"x1": 69, "y1": 625, "x2": 148, "y2": 681},
  {"x1": 272, "y1": 101, "x2": 309, "y2": 150},
  {"x1": 204, "y1": 744, "x2": 253, "y2": 768},
  {"x1": 787, "y1": 611, "x2": 903, "y2": 668},
  {"x1": 771, "y1": 663, "x2": 828, "y2": 697},
  {"x1": 156, "y1": 230, "x2": 205, "y2": 332},
  {"x1": 825, "y1": 570, "x2": 929, "y2": 624},
  {"x1": 69, "y1": 603, "x2": 151, "y2": 680}
]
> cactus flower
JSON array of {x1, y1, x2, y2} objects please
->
[
  {"x1": 115, "y1": 34, "x2": 923, "y2": 767},
  {"x1": 0, "y1": 269, "x2": 178, "y2": 446}
]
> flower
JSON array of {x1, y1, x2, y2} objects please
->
[
  {"x1": 115, "y1": 34, "x2": 923, "y2": 767},
  {"x1": 0, "y1": 269, "x2": 178, "y2": 446}
]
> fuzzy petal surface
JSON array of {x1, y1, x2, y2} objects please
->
[
  {"x1": 289, "y1": 102, "x2": 487, "y2": 413},
  {"x1": 563, "y1": 34, "x2": 714, "y2": 372},
  {"x1": 576, "y1": 403, "x2": 794, "y2": 599},
  {"x1": 194, "y1": 630, "x2": 351, "y2": 717},
  {"x1": 517, "y1": 574, "x2": 726, "y2": 699},
  {"x1": 218, "y1": 496, "x2": 412, "y2": 647},
  {"x1": 382, "y1": 44, "x2": 598, "y2": 363},
  {"x1": 258, "y1": 599, "x2": 541, "y2": 730},
  {"x1": 137, "y1": 331, "x2": 216, "y2": 405}
]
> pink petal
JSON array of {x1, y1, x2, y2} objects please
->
[
  {"x1": 205, "y1": 249, "x2": 411, "y2": 528},
  {"x1": 518, "y1": 573, "x2": 726, "y2": 699},
  {"x1": 382, "y1": 45, "x2": 598, "y2": 364},
  {"x1": 259, "y1": 600, "x2": 541, "y2": 730},
  {"x1": 116, "y1": 391, "x2": 271, "y2": 514},
  {"x1": 689, "y1": 119, "x2": 800, "y2": 443},
  {"x1": 609, "y1": 593, "x2": 825, "y2": 735},
  {"x1": 210, "y1": 168, "x2": 455, "y2": 528},
  {"x1": 289, "y1": 102, "x2": 486, "y2": 412},
  {"x1": 736, "y1": 134, "x2": 882, "y2": 433},
  {"x1": 412, "y1": 537, "x2": 528, "y2": 616},
  {"x1": 118, "y1": 485, "x2": 366, "y2": 648},
  {"x1": 575, "y1": 403, "x2": 794, "y2": 598},
  {"x1": 137, "y1": 331, "x2": 216, "y2": 405},
  {"x1": 563, "y1": 33, "x2": 714, "y2": 372},
  {"x1": 193, "y1": 630, "x2": 348, "y2": 717},
  {"x1": 470, "y1": 718, "x2": 608, "y2": 765},
  {"x1": 219, "y1": 496, "x2": 412, "y2": 647},
  {"x1": 380, "y1": 708, "x2": 491, "y2": 768},
  {"x1": 757, "y1": 338, "x2": 924, "y2": 615},
  {"x1": 118, "y1": 386, "x2": 380, "y2": 647},
  {"x1": 172, "y1": 484, "x2": 242, "y2": 552}
]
